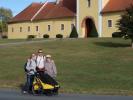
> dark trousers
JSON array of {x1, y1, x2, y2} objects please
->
[
  {"x1": 38, "y1": 71, "x2": 58, "y2": 86},
  {"x1": 27, "y1": 75, "x2": 35, "y2": 91}
]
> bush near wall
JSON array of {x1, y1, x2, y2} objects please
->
[
  {"x1": 56, "y1": 34, "x2": 63, "y2": 38},
  {"x1": 43, "y1": 34, "x2": 49, "y2": 38},
  {"x1": 27, "y1": 35, "x2": 35, "y2": 40},
  {"x1": 69, "y1": 26, "x2": 78, "y2": 38},
  {"x1": 112, "y1": 32, "x2": 123, "y2": 38},
  {"x1": 2, "y1": 35, "x2": 8, "y2": 39}
]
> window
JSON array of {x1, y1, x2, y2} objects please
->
[
  {"x1": 28, "y1": 26, "x2": 30, "y2": 32},
  {"x1": 61, "y1": 24, "x2": 64, "y2": 30},
  {"x1": 108, "y1": 20, "x2": 113, "y2": 27},
  {"x1": 71, "y1": 24, "x2": 75, "y2": 30},
  {"x1": 88, "y1": 0, "x2": 91, "y2": 7},
  {"x1": 12, "y1": 27, "x2": 14, "y2": 32},
  {"x1": 36, "y1": 26, "x2": 39, "y2": 32},
  {"x1": 20, "y1": 27, "x2": 22, "y2": 32},
  {"x1": 48, "y1": 25, "x2": 51, "y2": 31}
]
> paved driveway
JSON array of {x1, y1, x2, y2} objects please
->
[{"x1": 0, "y1": 89, "x2": 133, "y2": 100}]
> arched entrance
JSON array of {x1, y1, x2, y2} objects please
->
[{"x1": 81, "y1": 17, "x2": 98, "y2": 38}]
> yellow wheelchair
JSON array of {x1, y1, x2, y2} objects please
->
[{"x1": 32, "y1": 73, "x2": 60, "y2": 96}]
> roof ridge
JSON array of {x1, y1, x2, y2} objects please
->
[{"x1": 31, "y1": 1, "x2": 48, "y2": 21}]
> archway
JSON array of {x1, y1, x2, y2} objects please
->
[{"x1": 81, "y1": 17, "x2": 98, "y2": 38}]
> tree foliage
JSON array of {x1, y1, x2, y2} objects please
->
[
  {"x1": 117, "y1": 5, "x2": 133, "y2": 47},
  {"x1": 0, "y1": 7, "x2": 13, "y2": 32},
  {"x1": 69, "y1": 26, "x2": 78, "y2": 38}
]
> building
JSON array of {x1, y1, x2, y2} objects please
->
[{"x1": 8, "y1": 0, "x2": 133, "y2": 39}]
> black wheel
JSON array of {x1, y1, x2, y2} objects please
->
[
  {"x1": 32, "y1": 86, "x2": 39, "y2": 95},
  {"x1": 53, "y1": 88, "x2": 59, "y2": 95},
  {"x1": 44, "y1": 90, "x2": 54, "y2": 96}
]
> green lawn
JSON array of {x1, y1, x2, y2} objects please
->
[
  {"x1": 0, "y1": 38, "x2": 46, "y2": 43},
  {"x1": 0, "y1": 38, "x2": 133, "y2": 95},
  {"x1": 0, "y1": 39, "x2": 25, "y2": 43}
]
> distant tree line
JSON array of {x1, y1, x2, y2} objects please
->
[{"x1": 0, "y1": 7, "x2": 13, "y2": 34}]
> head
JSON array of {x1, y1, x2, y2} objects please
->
[
  {"x1": 38, "y1": 49, "x2": 43, "y2": 56},
  {"x1": 46, "y1": 54, "x2": 52, "y2": 62},
  {"x1": 31, "y1": 53, "x2": 36, "y2": 60}
]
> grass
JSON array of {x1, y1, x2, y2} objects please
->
[
  {"x1": 0, "y1": 38, "x2": 133, "y2": 95},
  {"x1": 0, "y1": 38, "x2": 46, "y2": 43}
]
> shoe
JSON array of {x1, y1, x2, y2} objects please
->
[{"x1": 23, "y1": 91, "x2": 28, "y2": 94}]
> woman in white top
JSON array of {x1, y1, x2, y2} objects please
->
[
  {"x1": 25, "y1": 53, "x2": 37, "y2": 92},
  {"x1": 36, "y1": 49, "x2": 46, "y2": 73}
]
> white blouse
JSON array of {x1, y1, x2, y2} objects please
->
[{"x1": 36, "y1": 56, "x2": 46, "y2": 69}]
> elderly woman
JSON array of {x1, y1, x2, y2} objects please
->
[
  {"x1": 36, "y1": 54, "x2": 58, "y2": 86},
  {"x1": 44, "y1": 55, "x2": 57, "y2": 79}
]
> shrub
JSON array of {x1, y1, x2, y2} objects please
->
[
  {"x1": 112, "y1": 32, "x2": 123, "y2": 38},
  {"x1": 56, "y1": 34, "x2": 63, "y2": 38},
  {"x1": 27, "y1": 35, "x2": 35, "y2": 40},
  {"x1": 43, "y1": 34, "x2": 49, "y2": 38},
  {"x1": 2, "y1": 35, "x2": 8, "y2": 39},
  {"x1": 69, "y1": 26, "x2": 78, "y2": 38}
]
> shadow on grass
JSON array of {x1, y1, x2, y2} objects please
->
[{"x1": 94, "y1": 42, "x2": 130, "y2": 48}]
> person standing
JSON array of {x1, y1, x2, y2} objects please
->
[
  {"x1": 36, "y1": 49, "x2": 46, "y2": 72},
  {"x1": 36, "y1": 49, "x2": 46, "y2": 78},
  {"x1": 25, "y1": 53, "x2": 37, "y2": 93}
]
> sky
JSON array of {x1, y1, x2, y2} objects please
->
[{"x1": 0, "y1": 0, "x2": 55, "y2": 16}]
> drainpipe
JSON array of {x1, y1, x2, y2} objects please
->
[
  {"x1": 76, "y1": 0, "x2": 80, "y2": 37},
  {"x1": 98, "y1": 0, "x2": 102, "y2": 37}
]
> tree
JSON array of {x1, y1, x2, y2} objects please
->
[
  {"x1": 117, "y1": 5, "x2": 133, "y2": 48},
  {"x1": 69, "y1": 26, "x2": 78, "y2": 38},
  {"x1": 0, "y1": 7, "x2": 13, "y2": 34}
]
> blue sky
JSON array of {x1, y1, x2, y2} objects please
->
[{"x1": 0, "y1": 0, "x2": 55, "y2": 16}]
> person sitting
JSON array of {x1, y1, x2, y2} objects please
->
[
  {"x1": 44, "y1": 55, "x2": 57, "y2": 79},
  {"x1": 35, "y1": 50, "x2": 58, "y2": 87}
]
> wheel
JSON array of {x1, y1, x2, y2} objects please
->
[
  {"x1": 44, "y1": 90, "x2": 54, "y2": 96},
  {"x1": 32, "y1": 86, "x2": 39, "y2": 95},
  {"x1": 53, "y1": 88, "x2": 59, "y2": 95}
]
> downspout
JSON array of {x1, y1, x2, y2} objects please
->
[
  {"x1": 98, "y1": 0, "x2": 102, "y2": 37},
  {"x1": 76, "y1": 0, "x2": 80, "y2": 37}
]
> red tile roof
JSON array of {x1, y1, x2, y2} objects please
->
[
  {"x1": 34, "y1": 3, "x2": 75, "y2": 20},
  {"x1": 9, "y1": 3, "x2": 43, "y2": 23},
  {"x1": 62, "y1": 0, "x2": 76, "y2": 13},
  {"x1": 102, "y1": 0, "x2": 133, "y2": 13},
  {"x1": 9, "y1": 0, "x2": 76, "y2": 23},
  {"x1": 43, "y1": 5, "x2": 75, "y2": 19},
  {"x1": 33, "y1": 3, "x2": 56, "y2": 20}
]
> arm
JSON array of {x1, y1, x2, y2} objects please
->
[
  {"x1": 52, "y1": 60, "x2": 57, "y2": 77},
  {"x1": 26, "y1": 59, "x2": 31, "y2": 72}
]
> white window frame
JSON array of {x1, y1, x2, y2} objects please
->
[
  {"x1": 36, "y1": 26, "x2": 39, "y2": 32},
  {"x1": 108, "y1": 19, "x2": 113, "y2": 28},
  {"x1": 87, "y1": 0, "x2": 91, "y2": 7},
  {"x1": 61, "y1": 24, "x2": 64, "y2": 31},
  {"x1": 28, "y1": 26, "x2": 30, "y2": 32},
  {"x1": 12, "y1": 27, "x2": 14, "y2": 32},
  {"x1": 20, "y1": 27, "x2": 22, "y2": 32},
  {"x1": 48, "y1": 25, "x2": 51, "y2": 31},
  {"x1": 71, "y1": 24, "x2": 75, "y2": 30}
]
